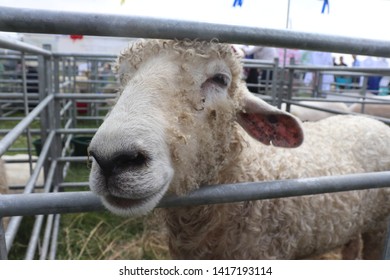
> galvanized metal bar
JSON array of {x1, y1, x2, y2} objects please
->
[
  {"x1": 1, "y1": 171, "x2": 390, "y2": 217},
  {"x1": 0, "y1": 192, "x2": 103, "y2": 216},
  {"x1": 284, "y1": 100, "x2": 390, "y2": 124},
  {"x1": 24, "y1": 215, "x2": 44, "y2": 260},
  {"x1": 384, "y1": 219, "x2": 390, "y2": 260},
  {"x1": 0, "y1": 219, "x2": 7, "y2": 260},
  {"x1": 0, "y1": 94, "x2": 53, "y2": 155},
  {"x1": 54, "y1": 53, "x2": 116, "y2": 59},
  {"x1": 57, "y1": 156, "x2": 89, "y2": 163},
  {"x1": 59, "y1": 182, "x2": 90, "y2": 188},
  {"x1": 23, "y1": 131, "x2": 55, "y2": 194},
  {"x1": 56, "y1": 128, "x2": 97, "y2": 134},
  {"x1": 21, "y1": 53, "x2": 34, "y2": 175},
  {"x1": 40, "y1": 213, "x2": 54, "y2": 260},
  {"x1": 159, "y1": 171, "x2": 390, "y2": 208},
  {"x1": 1, "y1": 6, "x2": 390, "y2": 57},
  {"x1": 270, "y1": 57, "x2": 279, "y2": 106},
  {"x1": 0, "y1": 33, "x2": 52, "y2": 56},
  {"x1": 24, "y1": 160, "x2": 57, "y2": 259},
  {"x1": 4, "y1": 216, "x2": 22, "y2": 254},
  {"x1": 49, "y1": 214, "x2": 60, "y2": 260},
  {"x1": 3, "y1": 132, "x2": 55, "y2": 254},
  {"x1": 54, "y1": 93, "x2": 116, "y2": 99},
  {"x1": 285, "y1": 65, "x2": 390, "y2": 74},
  {"x1": 0, "y1": 93, "x2": 40, "y2": 98}
]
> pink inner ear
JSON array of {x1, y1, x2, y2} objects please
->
[{"x1": 238, "y1": 112, "x2": 304, "y2": 148}]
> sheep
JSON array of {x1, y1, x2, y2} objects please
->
[
  {"x1": 282, "y1": 101, "x2": 350, "y2": 122},
  {"x1": 88, "y1": 39, "x2": 390, "y2": 260},
  {"x1": 348, "y1": 95, "x2": 390, "y2": 119}
]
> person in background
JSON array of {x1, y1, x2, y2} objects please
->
[
  {"x1": 335, "y1": 56, "x2": 348, "y2": 89},
  {"x1": 302, "y1": 51, "x2": 334, "y2": 95},
  {"x1": 241, "y1": 45, "x2": 278, "y2": 94},
  {"x1": 361, "y1": 57, "x2": 388, "y2": 94},
  {"x1": 351, "y1": 55, "x2": 361, "y2": 88},
  {"x1": 352, "y1": 55, "x2": 360, "y2": 67},
  {"x1": 338, "y1": 56, "x2": 347, "y2": 67}
]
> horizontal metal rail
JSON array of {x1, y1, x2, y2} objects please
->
[
  {"x1": 285, "y1": 100, "x2": 390, "y2": 124},
  {"x1": 1, "y1": 6, "x2": 390, "y2": 57},
  {"x1": 286, "y1": 65, "x2": 390, "y2": 74},
  {"x1": 0, "y1": 34, "x2": 51, "y2": 56},
  {"x1": 54, "y1": 93, "x2": 116, "y2": 99},
  {"x1": 1, "y1": 171, "x2": 390, "y2": 217}
]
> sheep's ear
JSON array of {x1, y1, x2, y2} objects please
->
[{"x1": 237, "y1": 93, "x2": 304, "y2": 148}]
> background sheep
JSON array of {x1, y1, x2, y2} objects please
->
[
  {"x1": 348, "y1": 95, "x2": 390, "y2": 119},
  {"x1": 282, "y1": 101, "x2": 350, "y2": 121},
  {"x1": 88, "y1": 39, "x2": 390, "y2": 259}
]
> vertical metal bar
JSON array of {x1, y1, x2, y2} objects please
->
[
  {"x1": 0, "y1": 218, "x2": 7, "y2": 260},
  {"x1": 50, "y1": 59, "x2": 64, "y2": 187},
  {"x1": 37, "y1": 55, "x2": 48, "y2": 142},
  {"x1": 24, "y1": 160, "x2": 56, "y2": 259},
  {"x1": 317, "y1": 72, "x2": 324, "y2": 98},
  {"x1": 21, "y1": 53, "x2": 34, "y2": 175},
  {"x1": 49, "y1": 213, "x2": 61, "y2": 260},
  {"x1": 71, "y1": 57, "x2": 78, "y2": 128},
  {"x1": 53, "y1": 56, "x2": 60, "y2": 94},
  {"x1": 39, "y1": 214, "x2": 54, "y2": 260},
  {"x1": 4, "y1": 216, "x2": 22, "y2": 254},
  {"x1": 5, "y1": 131, "x2": 55, "y2": 253},
  {"x1": 24, "y1": 215, "x2": 44, "y2": 259},
  {"x1": 271, "y1": 57, "x2": 279, "y2": 106},
  {"x1": 285, "y1": 68, "x2": 294, "y2": 111},
  {"x1": 384, "y1": 218, "x2": 390, "y2": 260},
  {"x1": 360, "y1": 76, "x2": 368, "y2": 113}
]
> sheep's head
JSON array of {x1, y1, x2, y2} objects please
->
[{"x1": 88, "y1": 39, "x2": 303, "y2": 216}]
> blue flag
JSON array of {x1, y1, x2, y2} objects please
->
[{"x1": 233, "y1": 0, "x2": 243, "y2": 7}]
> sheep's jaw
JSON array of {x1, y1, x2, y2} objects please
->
[
  {"x1": 100, "y1": 183, "x2": 169, "y2": 217},
  {"x1": 88, "y1": 155, "x2": 174, "y2": 217}
]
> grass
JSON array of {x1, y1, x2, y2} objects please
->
[
  {"x1": 0, "y1": 112, "x2": 41, "y2": 156},
  {"x1": 57, "y1": 162, "x2": 170, "y2": 260},
  {"x1": 56, "y1": 210, "x2": 169, "y2": 260},
  {"x1": 1, "y1": 110, "x2": 169, "y2": 260}
]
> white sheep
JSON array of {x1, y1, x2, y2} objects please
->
[
  {"x1": 282, "y1": 101, "x2": 350, "y2": 122},
  {"x1": 88, "y1": 39, "x2": 390, "y2": 260},
  {"x1": 349, "y1": 95, "x2": 390, "y2": 119}
]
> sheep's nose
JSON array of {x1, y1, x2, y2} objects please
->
[{"x1": 89, "y1": 150, "x2": 149, "y2": 177}]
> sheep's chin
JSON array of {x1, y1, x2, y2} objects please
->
[{"x1": 100, "y1": 185, "x2": 167, "y2": 217}]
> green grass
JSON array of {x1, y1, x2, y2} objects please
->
[{"x1": 0, "y1": 112, "x2": 41, "y2": 156}]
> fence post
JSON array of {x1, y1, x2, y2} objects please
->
[{"x1": 0, "y1": 219, "x2": 7, "y2": 260}]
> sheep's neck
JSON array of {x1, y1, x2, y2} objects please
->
[{"x1": 164, "y1": 128, "x2": 270, "y2": 259}]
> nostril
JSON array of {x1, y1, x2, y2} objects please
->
[
  {"x1": 89, "y1": 150, "x2": 150, "y2": 177},
  {"x1": 89, "y1": 150, "x2": 114, "y2": 177}
]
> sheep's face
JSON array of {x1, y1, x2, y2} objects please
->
[{"x1": 88, "y1": 39, "x2": 303, "y2": 217}]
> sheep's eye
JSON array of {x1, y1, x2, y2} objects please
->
[{"x1": 210, "y1": 73, "x2": 229, "y2": 87}]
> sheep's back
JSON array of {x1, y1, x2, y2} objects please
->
[
  {"x1": 243, "y1": 115, "x2": 390, "y2": 180},
  {"x1": 205, "y1": 115, "x2": 390, "y2": 259}
]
